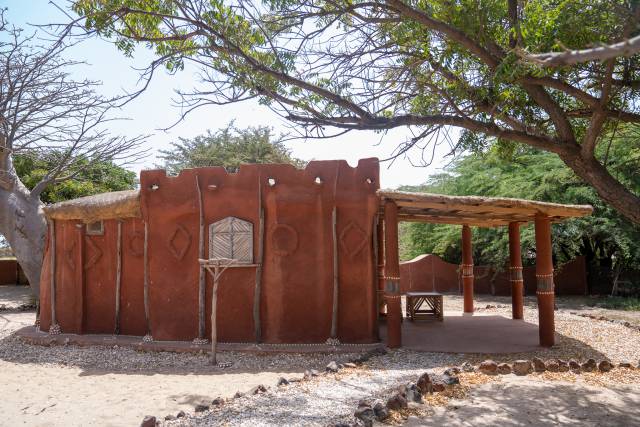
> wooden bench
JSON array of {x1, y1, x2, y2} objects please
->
[{"x1": 405, "y1": 292, "x2": 444, "y2": 321}]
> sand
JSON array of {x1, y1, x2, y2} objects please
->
[{"x1": 0, "y1": 360, "x2": 292, "y2": 426}]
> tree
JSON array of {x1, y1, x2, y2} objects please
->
[
  {"x1": 73, "y1": 0, "x2": 640, "y2": 223},
  {"x1": 158, "y1": 123, "x2": 304, "y2": 174},
  {"x1": 400, "y1": 126, "x2": 640, "y2": 278},
  {"x1": 13, "y1": 151, "x2": 137, "y2": 204},
  {"x1": 0, "y1": 10, "x2": 144, "y2": 296}
]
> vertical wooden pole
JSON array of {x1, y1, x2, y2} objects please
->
[
  {"x1": 535, "y1": 214, "x2": 555, "y2": 347},
  {"x1": 49, "y1": 219, "x2": 58, "y2": 332},
  {"x1": 508, "y1": 222, "x2": 524, "y2": 320},
  {"x1": 376, "y1": 215, "x2": 385, "y2": 316},
  {"x1": 461, "y1": 224, "x2": 474, "y2": 314},
  {"x1": 195, "y1": 175, "x2": 206, "y2": 340},
  {"x1": 383, "y1": 200, "x2": 401, "y2": 348},
  {"x1": 330, "y1": 206, "x2": 339, "y2": 339},
  {"x1": 76, "y1": 224, "x2": 86, "y2": 334},
  {"x1": 372, "y1": 214, "x2": 379, "y2": 339},
  {"x1": 114, "y1": 220, "x2": 123, "y2": 334},
  {"x1": 253, "y1": 181, "x2": 264, "y2": 343},
  {"x1": 143, "y1": 220, "x2": 151, "y2": 338},
  {"x1": 211, "y1": 265, "x2": 220, "y2": 365}
]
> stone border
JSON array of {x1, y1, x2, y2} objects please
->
[
  {"x1": 571, "y1": 311, "x2": 640, "y2": 333},
  {"x1": 15, "y1": 326, "x2": 385, "y2": 355},
  {"x1": 477, "y1": 356, "x2": 637, "y2": 376},
  {"x1": 348, "y1": 370, "x2": 462, "y2": 427},
  {"x1": 344, "y1": 354, "x2": 640, "y2": 427}
]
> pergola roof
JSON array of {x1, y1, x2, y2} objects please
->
[{"x1": 378, "y1": 190, "x2": 593, "y2": 227}]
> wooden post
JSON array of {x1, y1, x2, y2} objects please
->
[
  {"x1": 143, "y1": 220, "x2": 151, "y2": 338},
  {"x1": 195, "y1": 175, "x2": 206, "y2": 340},
  {"x1": 49, "y1": 219, "x2": 59, "y2": 333},
  {"x1": 330, "y1": 206, "x2": 339, "y2": 339},
  {"x1": 535, "y1": 214, "x2": 555, "y2": 347},
  {"x1": 376, "y1": 215, "x2": 385, "y2": 317},
  {"x1": 253, "y1": 182, "x2": 264, "y2": 343},
  {"x1": 372, "y1": 214, "x2": 379, "y2": 339},
  {"x1": 508, "y1": 222, "x2": 524, "y2": 320},
  {"x1": 211, "y1": 264, "x2": 220, "y2": 365},
  {"x1": 461, "y1": 224, "x2": 474, "y2": 314},
  {"x1": 114, "y1": 220, "x2": 123, "y2": 334},
  {"x1": 383, "y1": 200, "x2": 401, "y2": 348},
  {"x1": 76, "y1": 223, "x2": 86, "y2": 334}
]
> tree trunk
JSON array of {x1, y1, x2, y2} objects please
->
[
  {"x1": 560, "y1": 150, "x2": 640, "y2": 224},
  {"x1": 0, "y1": 164, "x2": 46, "y2": 298}
]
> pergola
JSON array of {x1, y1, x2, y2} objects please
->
[{"x1": 377, "y1": 190, "x2": 593, "y2": 348}]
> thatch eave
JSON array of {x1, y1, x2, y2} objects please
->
[
  {"x1": 378, "y1": 190, "x2": 593, "y2": 227},
  {"x1": 43, "y1": 190, "x2": 141, "y2": 223}
]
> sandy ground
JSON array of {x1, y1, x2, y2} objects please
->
[
  {"x1": 2, "y1": 286, "x2": 640, "y2": 426},
  {"x1": 404, "y1": 375, "x2": 640, "y2": 426},
  {"x1": 0, "y1": 287, "x2": 359, "y2": 427},
  {"x1": 0, "y1": 312, "x2": 304, "y2": 426}
]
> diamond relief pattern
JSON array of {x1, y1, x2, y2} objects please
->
[
  {"x1": 339, "y1": 221, "x2": 367, "y2": 258},
  {"x1": 168, "y1": 224, "x2": 192, "y2": 260},
  {"x1": 84, "y1": 236, "x2": 102, "y2": 270}
]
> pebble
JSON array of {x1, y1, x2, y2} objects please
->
[
  {"x1": 140, "y1": 415, "x2": 156, "y2": 427},
  {"x1": 479, "y1": 360, "x2": 498, "y2": 375},
  {"x1": 513, "y1": 360, "x2": 531, "y2": 376}
]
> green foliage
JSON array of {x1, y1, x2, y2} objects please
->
[
  {"x1": 401, "y1": 126, "x2": 640, "y2": 270},
  {"x1": 157, "y1": 123, "x2": 305, "y2": 174},
  {"x1": 72, "y1": 0, "x2": 640, "y2": 225},
  {"x1": 587, "y1": 296, "x2": 640, "y2": 311},
  {"x1": 13, "y1": 152, "x2": 136, "y2": 204}
]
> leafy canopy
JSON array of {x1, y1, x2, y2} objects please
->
[
  {"x1": 401, "y1": 127, "x2": 640, "y2": 270},
  {"x1": 14, "y1": 151, "x2": 137, "y2": 204},
  {"x1": 72, "y1": 0, "x2": 640, "y2": 224},
  {"x1": 157, "y1": 123, "x2": 305, "y2": 174}
]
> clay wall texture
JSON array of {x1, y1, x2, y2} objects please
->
[
  {"x1": 0, "y1": 259, "x2": 27, "y2": 285},
  {"x1": 400, "y1": 254, "x2": 588, "y2": 296},
  {"x1": 39, "y1": 159, "x2": 380, "y2": 343}
]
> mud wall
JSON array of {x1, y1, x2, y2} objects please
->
[
  {"x1": 40, "y1": 159, "x2": 380, "y2": 344},
  {"x1": 400, "y1": 254, "x2": 588, "y2": 296},
  {"x1": 0, "y1": 259, "x2": 27, "y2": 285}
]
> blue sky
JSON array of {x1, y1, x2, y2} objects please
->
[{"x1": 4, "y1": 1, "x2": 454, "y2": 188}]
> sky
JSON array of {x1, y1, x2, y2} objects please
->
[{"x1": 3, "y1": 1, "x2": 455, "y2": 189}]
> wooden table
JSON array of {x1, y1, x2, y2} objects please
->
[{"x1": 405, "y1": 292, "x2": 444, "y2": 321}]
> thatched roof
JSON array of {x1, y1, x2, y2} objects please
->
[
  {"x1": 43, "y1": 190, "x2": 141, "y2": 222},
  {"x1": 378, "y1": 190, "x2": 593, "y2": 227}
]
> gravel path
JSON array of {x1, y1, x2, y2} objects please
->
[{"x1": 168, "y1": 350, "x2": 461, "y2": 426}]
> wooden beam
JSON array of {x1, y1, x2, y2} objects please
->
[
  {"x1": 49, "y1": 220, "x2": 57, "y2": 328},
  {"x1": 397, "y1": 214, "x2": 512, "y2": 227},
  {"x1": 397, "y1": 206, "x2": 531, "y2": 222},
  {"x1": 114, "y1": 220, "x2": 122, "y2": 335},
  {"x1": 253, "y1": 181, "x2": 264, "y2": 343},
  {"x1": 195, "y1": 175, "x2": 206, "y2": 340},
  {"x1": 143, "y1": 220, "x2": 150, "y2": 337},
  {"x1": 330, "y1": 206, "x2": 339, "y2": 339},
  {"x1": 378, "y1": 190, "x2": 593, "y2": 220}
]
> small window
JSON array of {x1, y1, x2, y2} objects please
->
[
  {"x1": 86, "y1": 220, "x2": 104, "y2": 236},
  {"x1": 209, "y1": 217, "x2": 253, "y2": 263}
]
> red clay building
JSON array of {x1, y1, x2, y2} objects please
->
[
  {"x1": 39, "y1": 159, "x2": 380, "y2": 344},
  {"x1": 38, "y1": 158, "x2": 592, "y2": 348}
]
